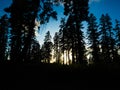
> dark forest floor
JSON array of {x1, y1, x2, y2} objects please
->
[{"x1": 1, "y1": 62, "x2": 120, "y2": 89}]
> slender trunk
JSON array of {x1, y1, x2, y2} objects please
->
[
  {"x1": 72, "y1": 39, "x2": 75, "y2": 64},
  {"x1": 72, "y1": 48, "x2": 74, "y2": 64},
  {"x1": 68, "y1": 49, "x2": 70, "y2": 65},
  {"x1": 57, "y1": 49, "x2": 59, "y2": 63},
  {"x1": 63, "y1": 50, "x2": 64, "y2": 65},
  {"x1": 66, "y1": 50, "x2": 67, "y2": 65},
  {"x1": 58, "y1": 49, "x2": 60, "y2": 64},
  {"x1": 62, "y1": 39, "x2": 65, "y2": 64}
]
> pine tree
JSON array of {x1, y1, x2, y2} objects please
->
[
  {"x1": 0, "y1": 15, "x2": 9, "y2": 63},
  {"x1": 63, "y1": 0, "x2": 89, "y2": 64},
  {"x1": 65, "y1": 14, "x2": 77, "y2": 64},
  {"x1": 99, "y1": 14, "x2": 114, "y2": 63},
  {"x1": 87, "y1": 13, "x2": 100, "y2": 63},
  {"x1": 105, "y1": 14, "x2": 115, "y2": 62},
  {"x1": 42, "y1": 31, "x2": 53, "y2": 63},
  {"x1": 114, "y1": 19, "x2": 120, "y2": 48},
  {"x1": 59, "y1": 18, "x2": 66, "y2": 64},
  {"x1": 114, "y1": 19, "x2": 120, "y2": 63},
  {"x1": 53, "y1": 32, "x2": 61, "y2": 63}
]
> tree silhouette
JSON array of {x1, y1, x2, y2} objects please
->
[
  {"x1": 87, "y1": 13, "x2": 100, "y2": 63},
  {"x1": 4, "y1": 0, "x2": 40, "y2": 63},
  {"x1": 105, "y1": 14, "x2": 115, "y2": 62},
  {"x1": 1, "y1": 0, "x2": 120, "y2": 67},
  {"x1": 99, "y1": 14, "x2": 108, "y2": 63},
  {"x1": 29, "y1": 39, "x2": 41, "y2": 63},
  {"x1": 42, "y1": 31, "x2": 53, "y2": 63},
  {"x1": 114, "y1": 19, "x2": 120, "y2": 47},
  {"x1": 0, "y1": 14, "x2": 9, "y2": 63},
  {"x1": 58, "y1": 17, "x2": 73, "y2": 65},
  {"x1": 99, "y1": 14, "x2": 115, "y2": 63},
  {"x1": 40, "y1": 0, "x2": 57, "y2": 24},
  {"x1": 53, "y1": 32, "x2": 61, "y2": 63},
  {"x1": 114, "y1": 19, "x2": 120, "y2": 63},
  {"x1": 4, "y1": 0, "x2": 57, "y2": 63},
  {"x1": 59, "y1": 18, "x2": 66, "y2": 64},
  {"x1": 63, "y1": 0, "x2": 89, "y2": 64},
  {"x1": 65, "y1": 15, "x2": 77, "y2": 64}
]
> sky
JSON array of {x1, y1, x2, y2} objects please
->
[{"x1": 0, "y1": 0, "x2": 120, "y2": 45}]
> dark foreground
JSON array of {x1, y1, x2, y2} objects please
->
[{"x1": 1, "y1": 63, "x2": 120, "y2": 89}]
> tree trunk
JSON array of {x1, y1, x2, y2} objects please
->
[{"x1": 68, "y1": 49, "x2": 70, "y2": 65}]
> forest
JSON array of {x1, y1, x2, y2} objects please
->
[
  {"x1": 0, "y1": 0, "x2": 120, "y2": 65},
  {"x1": 0, "y1": 0, "x2": 120, "y2": 89}
]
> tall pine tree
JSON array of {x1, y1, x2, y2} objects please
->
[
  {"x1": 53, "y1": 32, "x2": 61, "y2": 63},
  {"x1": 63, "y1": 0, "x2": 89, "y2": 64},
  {"x1": 87, "y1": 13, "x2": 100, "y2": 63},
  {"x1": 42, "y1": 31, "x2": 53, "y2": 63},
  {"x1": 114, "y1": 19, "x2": 120, "y2": 62},
  {"x1": 0, "y1": 15, "x2": 9, "y2": 63},
  {"x1": 99, "y1": 14, "x2": 114, "y2": 63}
]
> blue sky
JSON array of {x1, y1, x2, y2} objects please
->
[
  {"x1": 0, "y1": 0, "x2": 12, "y2": 17},
  {"x1": 90, "y1": 0, "x2": 120, "y2": 20},
  {"x1": 0, "y1": 0, "x2": 120, "y2": 45}
]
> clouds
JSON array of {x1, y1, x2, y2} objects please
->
[{"x1": 89, "y1": 0, "x2": 101, "y2": 4}]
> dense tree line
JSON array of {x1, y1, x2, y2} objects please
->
[
  {"x1": 0, "y1": 0, "x2": 120, "y2": 65},
  {"x1": 0, "y1": 0, "x2": 57, "y2": 63},
  {"x1": 41, "y1": 1, "x2": 120, "y2": 65},
  {"x1": 52, "y1": 13, "x2": 120, "y2": 65}
]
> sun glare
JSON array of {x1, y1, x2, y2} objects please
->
[
  {"x1": 50, "y1": 49, "x2": 72, "y2": 65},
  {"x1": 60, "y1": 50, "x2": 72, "y2": 65}
]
